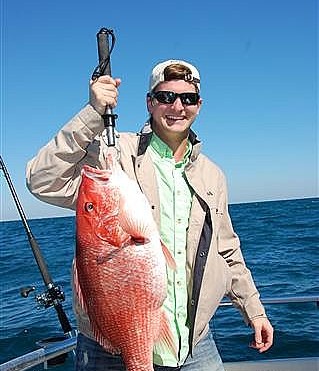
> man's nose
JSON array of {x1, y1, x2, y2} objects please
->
[{"x1": 171, "y1": 96, "x2": 184, "y2": 109}]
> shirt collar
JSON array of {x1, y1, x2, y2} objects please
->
[{"x1": 150, "y1": 133, "x2": 192, "y2": 165}]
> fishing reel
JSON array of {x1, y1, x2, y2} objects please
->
[
  {"x1": 36, "y1": 284, "x2": 66, "y2": 309},
  {"x1": 20, "y1": 283, "x2": 65, "y2": 309}
]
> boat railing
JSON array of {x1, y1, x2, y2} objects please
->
[
  {"x1": 0, "y1": 337, "x2": 77, "y2": 371},
  {"x1": 219, "y1": 294, "x2": 319, "y2": 307},
  {"x1": 0, "y1": 295, "x2": 318, "y2": 371}
]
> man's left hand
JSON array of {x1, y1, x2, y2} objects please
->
[{"x1": 249, "y1": 317, "x2": 274, "y2": 353}]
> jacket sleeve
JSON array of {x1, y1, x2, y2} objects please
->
[
  {"x1": 217, "y1": 172, "x2": 267, "y2": 324},
  {"x1": 26, "y1": 104, "x2": 106, "y2": 210}
]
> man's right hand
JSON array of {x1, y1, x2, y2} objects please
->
[{"x1": 89, "y1": 75, "x2": 121, "y2": 115}]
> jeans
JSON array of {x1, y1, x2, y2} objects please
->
[{"x1": 74, "y1": 331, "x2": 224, "y2": 371}]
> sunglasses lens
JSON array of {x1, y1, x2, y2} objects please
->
[
  {"x1": 180, "y1": 93, "x2": 199, "y2": 105},
  {"x1": 152, "y1": 91, "x2": 199, "y2": 105},
  {"x1": 154, "y1": 91, "x2": 175, "y2": 104}
]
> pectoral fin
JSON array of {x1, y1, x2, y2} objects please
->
[{"x1": 161, "y1": 241, "x2": 177, "y2": 271}]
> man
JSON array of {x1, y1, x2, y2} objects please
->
[{"x1": 26, "y1": 59, "x2": 273, "y2": 370}]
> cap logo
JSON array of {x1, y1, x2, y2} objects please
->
[
  {"x1": 185, "y1": 73, "x2": 193, "y2": 82},
  {"x1": 184, "y1": 73, "x2": 200, "y2": 85}
]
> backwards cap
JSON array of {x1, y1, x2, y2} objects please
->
[{"x1": 149, "y1": 59, "x2": 200, "y2": 92}]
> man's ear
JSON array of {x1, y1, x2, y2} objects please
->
[{"x1": 146, "y1": 94, "x2": 155, "y2": 112}]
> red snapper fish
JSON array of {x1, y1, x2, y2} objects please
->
[{"x1": 73, "y1": 154, "x2": 176, "y2": 371}]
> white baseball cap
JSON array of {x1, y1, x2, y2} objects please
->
[{"x1": 149, "y1": 59, "x2": 200, "y2": 92}]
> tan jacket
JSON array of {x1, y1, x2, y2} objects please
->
[{"x1": 26, "y1": 104, "x2": 266, "y2": 352}]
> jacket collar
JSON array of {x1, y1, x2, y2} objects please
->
[{"x1": 137, "y1": 120, "x2": 202, "y2": 160}]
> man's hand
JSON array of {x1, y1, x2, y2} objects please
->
[
  {"x1": 249, "y1": 317, "x2": 274, "y2": 353},
  {"x1": 89, "y1": 75, "x2": 121, "y2": 115}
]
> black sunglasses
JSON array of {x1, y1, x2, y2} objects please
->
[{"x1": 148, "y1": 91, "x2": 200, "y2": 106}]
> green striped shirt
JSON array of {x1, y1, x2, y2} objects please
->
[{"x1": 149, "y1": 133, "x2": 193, "y2": 367}]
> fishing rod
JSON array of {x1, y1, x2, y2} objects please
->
[
  {"x1": 91, "y1": 27, "x2": 118, "y2": 147},
  {"x1": 0, "y1": 155, "x2": 74, "y2": 338}
]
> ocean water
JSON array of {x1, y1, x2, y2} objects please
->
[{"x1": 0, "y1": 197, "x2": 318, "y2": 370}]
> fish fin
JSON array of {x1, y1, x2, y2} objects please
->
[
  {"x1": 155, "y1": 310, "x2": 177, "y2": 358},
  {"x1": 118, "y1": 201, "x2": 153, "y2": 239},
  {"x1": 73, "y1": 259, "x2": 120, "y2": 355},
  {"x1": 161, "y1": 241, "x2": 177, "y2": 271},
  {"x1": 91, "y1": 324, "x2": 121, "y2": 355},
  {"x1": 72, "y1": 259, "x2": 88, "y2": 314}
]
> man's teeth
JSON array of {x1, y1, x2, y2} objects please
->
[{"x1": 167, "y1": 116, "x2": 183, "y2": 120}]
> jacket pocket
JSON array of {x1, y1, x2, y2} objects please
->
[{"x1": 216, "y1": 252, "x2": 232, "y2": 295}]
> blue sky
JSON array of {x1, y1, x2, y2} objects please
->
[{"x1": 1, "y1": 0, "x2": 317, "y2": 221}]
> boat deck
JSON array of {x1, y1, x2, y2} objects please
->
[{"x1": 225, "y1": 357, "x2": 319, "y2": 371}]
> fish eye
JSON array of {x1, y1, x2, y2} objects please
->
[{"x1": 85, "y1": 202, "x2": 94, "y2": 212}]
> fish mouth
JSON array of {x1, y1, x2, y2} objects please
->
[{"x1": 82, "y1": 165, "x2": 111, "y2": 182}]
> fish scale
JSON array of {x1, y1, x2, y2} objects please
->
[{"x1": 73, "y1": 155, "x2": 176, "y2": 371}]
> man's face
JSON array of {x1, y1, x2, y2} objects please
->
[{"x1": 147, "y1": 80, "x2": 202, "y2": 140}]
